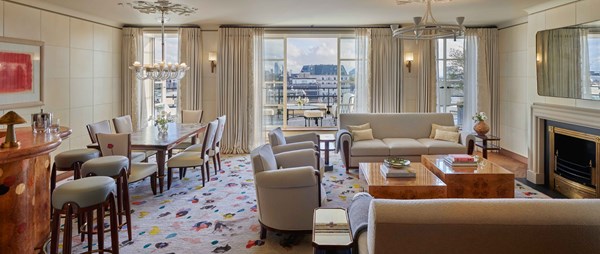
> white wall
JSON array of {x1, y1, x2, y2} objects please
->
[
  {"x1": 0, "y1": 2, "x2": 122, "y2": 157},
  {"x1": 496, "y1": 0, "x2": 600, "y2": 158},
  {"x1": 201, "y1": 30, "x2": 218, "y2": 122},
  {"x1": 403, "y1": 41, "x2": 418, "y2": 112}
]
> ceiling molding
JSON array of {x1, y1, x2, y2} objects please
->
[
  {"x1": 498, "y1": 16, "x2": 528, "y2": 30},
  {"x1": 523, "y1": 0, "x2": 579, "y2": 14}
]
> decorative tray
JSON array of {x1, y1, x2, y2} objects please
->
[{"x1": 384, "y1": 157, "x2": 411, "y2": 168}]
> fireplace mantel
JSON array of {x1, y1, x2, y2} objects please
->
[{"x1": 529, "y1": 103, "x2": 600, "y2": 184}]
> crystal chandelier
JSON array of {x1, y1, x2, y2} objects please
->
[
  {"x1": 391, "y1": 0, "x2": 465, "y2": 40},
  {"x1": 120, "y1": 0, "x2": 197, "y2": 81}
]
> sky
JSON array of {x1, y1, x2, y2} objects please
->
[
  {"x1": 590, "y1": 37, "x2": 600, "y2": 72},
  {"x1": 287, "y1": 38, "x2": 337, "y2": 73}
]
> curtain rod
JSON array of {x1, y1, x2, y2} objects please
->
[{"x1": 219, "y1": 25, "x2": 391, "y2": 29}]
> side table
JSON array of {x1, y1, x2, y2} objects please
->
[
  {"x1": 467, "y1": 133, "x2": 501, "y2": 159},
  {"x1": 312, "y1": 208, "x2": 353, "y2": 254},
  {"x1": 319, "y1": 134, "x2": 336, "y2": 171}
]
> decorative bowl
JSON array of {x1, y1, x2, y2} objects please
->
[{"x1": 384, "y1": 157, "x2": 411, "y2": 168}]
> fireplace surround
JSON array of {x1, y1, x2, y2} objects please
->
[{"x1": 530, "y1": 104, "x2": 600, "y2": 191}]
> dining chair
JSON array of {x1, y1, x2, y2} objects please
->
[
  {"x1": 171, "y1": 110, "x2": 204, "y2": 153},
  {"x1": 87, "y1": 120, "x2": 145, "y2": 163},
  {"x1": 111, "y1": 115, "x2": 157, "y2": 161},
  {"x1": 166, "y1": 119, "x2": 218, "y2": 189},
  {"x1": 185, "y1": 115, "x2": 227, "y2": 174},
  {"x1": 96, "y1": 133, "x2": 158, "y2": 195}
]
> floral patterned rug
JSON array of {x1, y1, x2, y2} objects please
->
[{"x1": 60, "y1": 153, "x2": 549, "y2": 253}]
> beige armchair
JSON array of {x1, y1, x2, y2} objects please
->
[
  {"x1": 250, "y1": 144, "x2": 323, "y2": 239},
  {"x1": 267, "y1": 127, "x2": 320, "y2": 154}
]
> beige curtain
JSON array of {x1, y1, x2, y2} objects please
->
[
  {"x1": 178, "y1": 28, "x2": 203, "y2": 111},
  {"x1": 121, "y1": 27, "x2": 143, "y2": 130},
  {"x1": 355, "y1": 28, "x2": 370, "y2": 113},
  {"x1": 417, "y1": 40, "x2": 437, "y2": 112},
  {"x1": 217, "y1": 27, "x2": 264, "y2": 154},
  {"x1": 370, "y1": 28, "x2": 403, "y2": 113},
  {"x1": 465, "y1": 28, "x2": 499, "y2": 136}
]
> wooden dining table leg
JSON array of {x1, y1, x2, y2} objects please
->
[{"x1": 156, "y1": 150, "x2": 166, "y2": 193}]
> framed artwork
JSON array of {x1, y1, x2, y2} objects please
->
[{"x1": 0, "y1": 37, "x2": 43, "y2": 109}]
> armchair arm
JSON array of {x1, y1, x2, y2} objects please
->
[
  {"x1": 254, "y1": 166, "x2": 318, "y2": 188},
  {"x1": 336, "y1": 129, "x2": 352, "y2": 168},
  {"x1": 285, "y1": 132, "x2": 319, "y2": 145},
  {"x1": 275, "y1": 149, "x2": 318, "y2": 169},
  {"x1": 272, "y1": 141, "x2": 316, "y2": 154}
]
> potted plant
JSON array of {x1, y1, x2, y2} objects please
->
[{"x1": 472, "y1": 112, "x2": 490, "y2": 136}]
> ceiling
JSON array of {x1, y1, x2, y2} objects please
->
[{"x1": 13, "y1": 0, "x2": 555, "y2": 28}]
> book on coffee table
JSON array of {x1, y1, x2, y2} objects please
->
[
  {"x1": 443, "y1": 156, "x2": 477, "y2": 167},
  {"x1": 380, "y1": 164, "x2": 416, "y2": 178}
]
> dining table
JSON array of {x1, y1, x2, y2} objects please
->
[{"x1": 89, "y1": 122, "x2": 206, "y2": 193}]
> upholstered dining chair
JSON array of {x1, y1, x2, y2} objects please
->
[
  {"x1": 111, "y1": 115, "x2": 157, "y2": 161},
  {"x1": 166, "y1": 119, "x2": 218, "y2": 189},
  {"x1": 185, "y1": 115, "x2": 227, "y2": 175},
  {"x1": 171, "y1": 110, "x2": 204, "y2": 153},
  {"x1": 86, "y1": 120, "x2": 145, "y2": 163},
  {"x1": 96, "y1": 133, "x2": 158, "y2": 195},
  {"x1": 250, "y1": 144, "x2": 323, "y2": 239}
]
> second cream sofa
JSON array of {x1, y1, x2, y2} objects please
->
[{"x1": 336, "y1": 113, "x2": 466, "y2": 168}]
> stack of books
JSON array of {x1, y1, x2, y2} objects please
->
[
  {"x1": 380, "y1": 164, "x2": 416, "y2": 178},
  {"x1": 444, "y1": 154, "x2": 478, "y2": 167}
]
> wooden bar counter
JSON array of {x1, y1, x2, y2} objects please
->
[{"x1": 0, "y1": 127, "x2": 71, "y2": 253}]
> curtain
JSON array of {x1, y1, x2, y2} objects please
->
[
  {"x1": 121, "y1": 27, "x2": 143, "y2": 130},
  {"x1": 217, "y1": 27, "x2": 264, "y2": 154},
  {"x1": 251, "y1": 29, "x2": 265, "y2": 150},
  {"x1": 537, "y1": 28, "x2": 584, "y2": 98},
  {"x1": 355, "y1": 28, "x2": 370, "y2": 113},
  {"x1": 370, "y1": 28, "x2": 403, "y2": 113},
  {"x1": 178, "y1": 27, "x2": 203, "y2": 113},
  {"x1": 465, "y1": 28, "x2": 499, "y2": 136},
  {"x1": 417, "y1": 40, "x2": 437, "y2": 112},
  {"x1": 464, "y1": 32, "x2": 477, "y2": 133}
]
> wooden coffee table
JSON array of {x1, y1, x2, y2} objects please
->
[
  {"x1": 359, "y1": 162, "x2": 446, "y2": 199},
  {"x1": 421, "y1": 155, "x2": 515, "y2": 198}
]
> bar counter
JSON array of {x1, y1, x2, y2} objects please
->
[{"x1": 0, "y1": 127, "x2": 71, "y2": 253}]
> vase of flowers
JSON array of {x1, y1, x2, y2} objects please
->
[
  {"x1": 155, "y1": 111, "x2": 173, "y2": 135},
  {"x1": 296, "y1": 97, "x2": 309, "y2": 107},
  {"x1": 472, "y1": 112, "x2": 490, "y2": 136}
]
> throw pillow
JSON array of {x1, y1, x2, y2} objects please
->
[
  {"x1": 348, "y1": 123, "x2": 371, "y2": 132},
  {"x1": 352, "y1": 129, "x2": 374, "y2": 141},
  {"x1": 429, "y1": 124, "x2": 459, "y2": 138},
  {"x1": 434, "y1": 129, "x2": 460, "y2": 143}
]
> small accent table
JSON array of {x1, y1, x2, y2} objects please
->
[
  {"x1": 467, "y1": 133, "x2": 501, "y2": 159},
  {"x1": 319, "y1": 134, "x2": 336, "y2": 171},
  {"x1": 312, "y1": 208, "x2": 352, "y2": 254}
]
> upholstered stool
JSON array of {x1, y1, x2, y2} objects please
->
[
  {"x1": 81, "y1": 156, "x2": 132, "y2": 241},
  {"x1": 50, "y1": 176, "x2": 120, "y2": 254},
  {"x1": 304, "y1": 110, "x2": 324, "y2": 127},
  {"x1": 51, "y1": 149, "x2": 101, "y2": 202}
]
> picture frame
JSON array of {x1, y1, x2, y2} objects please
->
[{"x1": 0, "y1": 37, "x2": 44, "y2": 109}]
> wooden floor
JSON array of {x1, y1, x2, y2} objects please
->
[{"x1": 477, "y1": 151, "x2": 527, "y2": 178}]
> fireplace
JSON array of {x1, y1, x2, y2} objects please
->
[{"x1": 546, "y1": 121, "x2": 600, "y2": 198}]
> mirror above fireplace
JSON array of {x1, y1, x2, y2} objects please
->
[{"x1": 536, "y1": 20, "x2": 600, "y2": 100}]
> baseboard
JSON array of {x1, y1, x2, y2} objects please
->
[
  {"x1": 499, "y1": 148, "x2": 528, "y2": 164},
  {"x1": 56, "y1": 171, "x2": 73, "y2": 182}
]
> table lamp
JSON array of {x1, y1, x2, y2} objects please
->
[{"x1": 0, "y1": 111, "x2": 27, "y2": 148}]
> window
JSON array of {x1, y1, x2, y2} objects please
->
[
  {"x1": 142, "y1": 32, "x2": 179, "y2": 125},
  {"x1": 585, "y1": 33, "x2": 600, "y2": 100},
  {"x1": 263, "y1": 35, "x2": 356, "y2": 129},
  {"x1": 436, "y1": 38, "x2": 465, "y2": 126}
]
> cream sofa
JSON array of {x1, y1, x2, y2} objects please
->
[
  {"x1": 353, "y1": 198, "x2": 600, "y2": 254},
  {"x1": 336, "y1": 113, "x2": 467, "y2": 168}
]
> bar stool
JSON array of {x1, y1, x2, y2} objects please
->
[
  {"x1": 51, "y1": 148, "x2": 101, "y2": 195},
  {"x1": 50, "y1": 176, "x2": 120, "y2": 254},
  {"x1": 81, "y1": 155, "x2": 132, "y2": 241}
]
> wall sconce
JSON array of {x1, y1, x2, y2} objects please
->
[
  {"x1": 208, "y1": 52, "x2": 217, "y2": 73},
  {"x1": 405, "y1": 52, "x2": 414, "y2": 73},
  {"x1": 536, "y1": 53, "x2": 542, "y2": 63}
]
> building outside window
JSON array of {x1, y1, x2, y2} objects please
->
[
  {"x1": 263, "y1": 35, "x2": 357, "y2": 130},
  {"x1": 436, "y1": 38, "x2": 465, "y2": 127}
]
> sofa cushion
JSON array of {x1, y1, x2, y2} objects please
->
[
  {"x1": 417, "y1": 138, "x2": 467, "y2": 154},
  {"x1": 383, "y1": 138, "x2": 429, "y2": 156},
  {"x1": 348, "y1": 122, "x2": 371, "y2": 132},
  {"x1": 351, "y1": 139, "x2": 389, "y2": 156},
  {"x1": 434, "y1": 130, "x2": 460, "y2": 143},
  {"x1": 429, "y1": 124, "x2": 459, "y2": 138},
  {"x1": 352, "y1": 129, "x2": 374, "y2": 141}
]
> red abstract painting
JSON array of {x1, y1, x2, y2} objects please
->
[{"x1": 0, "y1": 52, "x2": 33, "y2": 93}]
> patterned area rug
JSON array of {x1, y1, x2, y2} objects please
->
[{"x1": 61, "y1": 153, "x2": 549, "y2": 253}]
